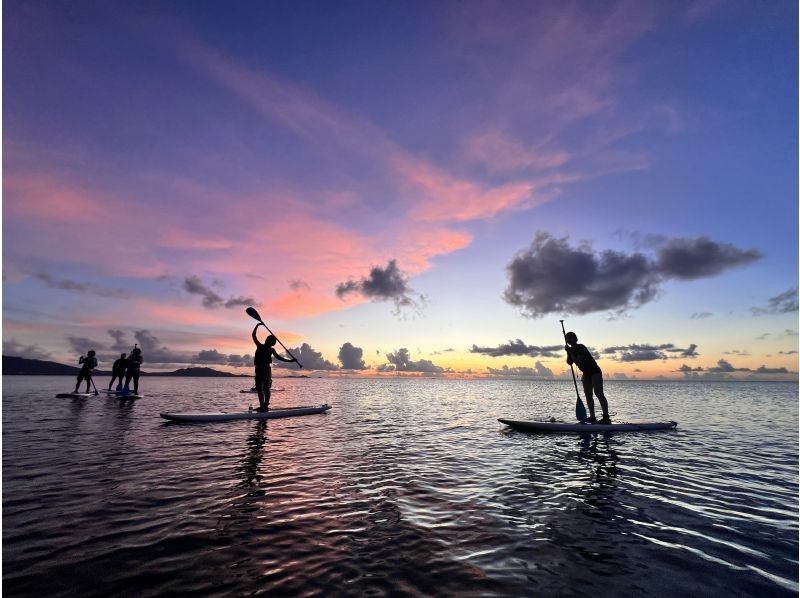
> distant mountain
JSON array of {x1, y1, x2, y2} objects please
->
[
  {"x1": 2, "y1": 356, "x2": 246, "y2": 377},
  {"x1": 148, "y1": 367, "x2": 243, "y2": 378}
]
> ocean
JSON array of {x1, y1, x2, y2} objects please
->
[{"x1": 3, "y1": 376, "x2": 798, "y2": 596}]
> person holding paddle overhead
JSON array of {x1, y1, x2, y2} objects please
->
[
  {"x1": 74, "y1": 350, "x2": 98, "y2": 393},
  {"x1": 122, "y1": 346, "x2": 143, "y2": 396},
  {"x1": 108, "y1": 353, "x2": 127, "y2": 391},
  {"x1": 251, "y1": 323, "x2": 296, "y2": 412},
  {"x1": 564, "y1": 332, "x2": 611, "y2": 424}
]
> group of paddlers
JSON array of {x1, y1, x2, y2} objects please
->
[{"x1": 73, "y1": 346, "x2": 143, "y2": 395}]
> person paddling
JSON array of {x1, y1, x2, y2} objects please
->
[
  {"x1": 564, "y1": 332, "x2": 611, "y2": 424},
  {"x1": 74, "y1": 350, "x2": 98, "y2": 393},
  {"x1": 122, "y1": 346, "x2": 143, "y2": 395},
  {"x1": 109, "y1": 353, "x2": 127, "y2": 391},
  {"x1": 252, "y1": 323, "x2": 296, "y2": 412}
]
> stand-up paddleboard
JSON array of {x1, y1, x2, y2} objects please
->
[
  {"x1": 160, "y1": 404, "x2": 331, "y2": 423},
  {"x1": 498, "y1": 418, "x2": 678, "y2": 433},
  {"x1": 239, "y1": 388, "x2": 285, "y2": 393},
  {"x1": 113, "y1": 393, "x2": 144, "y2": 400},
  {"x1": 56, "y1": 392, "x2": 95, "y2": 398}
]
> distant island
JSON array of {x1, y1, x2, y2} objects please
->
[{"x1": 2, "y1": 356, "x2": 248, "y2": 377}]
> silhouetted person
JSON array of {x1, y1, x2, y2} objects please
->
[
  {"x1": 252, "y1": 323, "x2": 296, "y2": 411},
  {"x1": 109, "y1": 353, "x2": 127, "y2": 390},
  {"x1": 123, "y1": 347, "x2": 143, "y2": 395},
  {"x1": 74, "y1": 350, "x2": 97, "y2": 393},
  {"x1": 564, "y1": 332, "x2": 611, "y2": 424}
]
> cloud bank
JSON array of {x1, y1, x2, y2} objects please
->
[{"x1": 504, "y1": 232, "x2": 760, "y2": 317}]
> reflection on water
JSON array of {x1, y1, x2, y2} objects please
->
[{"x1": 3, "y1": 376, "x2": 798, "y2": 596}]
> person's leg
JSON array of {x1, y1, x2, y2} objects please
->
[
  {"x1": 85, "y1": 374, "x2": 92, "y2": 392},
  {"x1": 255, "y1": 368, "x2": 266, "y2": 410},
  {"x1": 74, "y1": 373, "x2": 82, "y2": 393},
  {"x1": 581, "y1": 375, "x2": 597, "y2": 421},
  {"x1": 132, "y1": 371, "x2": 140, "y2": 394},
  {"x1": 264, "y1": 370, "x2": 272, "y2": 410},
  {"x1": 593, "y1": 373, "x2": 610, "y2": 421},
  {"x1": 123, "y1": 372, "x2": 131, "y2": 391}
]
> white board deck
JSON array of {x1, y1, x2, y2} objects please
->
[
  {"x1": 498, "y1": 418, "x2": 678, "y2": 433},
  {"x1": 161, "y1": 404, "x2": 331, "y2": 423}
]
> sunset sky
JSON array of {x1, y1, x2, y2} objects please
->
[{"x1": 4, "y1": 0, "x2": 798, "y2": 380}]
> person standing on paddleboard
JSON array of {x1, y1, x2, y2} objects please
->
[
  {"x1": 122, "y1": 347, "x2": 143, "y2": 395},
  {"x1": 108, "y1": 353, "x2": 127, "y2": 391},
  {"x1": 564, "y1": 332, "x2": 611, "y2": 424},
  {"x1": 252, "y1": 323, "x2": 296, "y2": 412},
  {"x1": 74, "y1": 350, "x2": 98, "y2": 393}
]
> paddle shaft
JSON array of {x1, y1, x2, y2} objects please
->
[{"x1": 560, "y1": 320, "x2": 585, "y2": 414}]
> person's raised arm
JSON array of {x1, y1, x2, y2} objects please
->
[
  {"x1": 564, "y1": 344, "x2": 574, "y2": 366},
  {"x1": 252, "y1": 323, "x2": 263, "y2": 346}
]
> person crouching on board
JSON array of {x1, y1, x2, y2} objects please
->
[
  {"x1": 74, "y1": 350, "x2": 98, "y2": 393},
  {"x1": 564, "y1": 332, "x2": 611, "y2": 424},
  {"x1": 109, "y1": 353, "x2": 127, "y2": 391},
  {"x1": 252, "y1": 323, "x2": 296, "y2": 412},
  {"x1": 122, "y1": 347, "x2": 143, "y2": 395}
]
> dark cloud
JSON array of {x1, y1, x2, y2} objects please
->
[
  {"x1": 654, "y1": 237, "x2": 761, "y2": 280},
  {"x1": 691, "y1": 312, "x2": 713, "y2": 319},
  {"x1": 707, "y1": 359, "x2": 750, "y2": 373},
  {"x1": 470, "y1": 339, "x2": 561, "y2": 358},
  {"x1": 107, "y1": 329, "x2": 130, "y2": 351},
  {"x1": 338, "y1": 342, "x2": 367, "y2": 370},
  {"x1": 755, "y1": 365, "x2": 790, "y2": 374},
  {"x1": 779, "y1": 350, "x2": 798, "y2": 355},
  {"x1": 678, "y1": 364, "x2": 704, "y2": 373},
  {"x1": 750, "y1": 287, "x2": 798, "y2": 316},
  {"x1": 602, "y1": 343, "x2": 698, "y2": 361},
  {"x1": 486, "y1": 362, "x2": 553, "y2": 378},
  {"x1": 783, "y1": 329, "x2": 798, "y2": 336},
  {"x1": 35, "y1": 273, "x2": 128, "y2": 298},
  {"x1": 133, "y1": 330, "x2": 190, "y2": 363},
  {"x1": 723, "y1": 349, "x2": 750, "y2": 356},
  {"x1": 224, "y1": 296, "x2": 256, "y2": 309},
  {"x1": 3, "y1": 338, "x2": 52, "y2": 360},
  {"x1": 756, "y1": 333, "x2": 770, "y2": 340},
  {"x1": 183, "y1": 276, "x2": 224, "y2": 308},
  {"x1": 504, "y1": 232, "x2": 760, "y2": 317},
  {"x1": 67, "y1": 336, "x2": 103, "y2": 355},
  {"x1": 336, "y1": 260, "x2": 422, "y2": 312},
  {"x1": 195, "y1": 349, "x2": 252, "y2": 367},
  {"x1": 273, "y1": 343, "x2": 338, "y2": 371},
  {"x1": 183, "y1": 276, "x2": 255, "y2": 309},
  {"x1": 289, "y1": 279, "x2": 310, "y2": 292},
  {"x1": 376, "y1": 348, "x2": 444, "y2": 373}
]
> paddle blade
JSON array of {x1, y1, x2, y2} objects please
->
[
  {"x1": 246, "y1": 307, "x2": 263, "y2": 322},
  {"x1": 576, "y1": 398, "x2": 587, "y2": 423}
]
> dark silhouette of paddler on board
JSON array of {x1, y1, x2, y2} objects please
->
[
  {"x1": 561, "y1": 320, "x2": 611, "y2": 424},
  {"x1": 246, "y1": 307, "x2": 301, "y2": 412}
]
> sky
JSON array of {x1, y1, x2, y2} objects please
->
[{"x1": 3, "y1": 0, "x2": 798, "y2": 380}]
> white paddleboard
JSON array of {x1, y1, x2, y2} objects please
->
[
  {"x1": 498, "y1": 418, "x2": 678, "y2": 433},
  {"x1": 161, "y1": 404, "x2": 331, "y2": 423},
  {"x1": 56, "y1": 392, "x2": 95, "y2": 398}
]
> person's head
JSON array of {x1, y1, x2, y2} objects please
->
[
  {"x1": 120, "y1": 353, "x2": 127, "y2": 359},
  {"x1": 266, "y1": 335, "x2": 277, "y2": 347},
  {"x1": 132, "y1": 347, "x2": 141, "y2": 355},
  {"x1": 87, "y1": 350, "x2": 96, "y2": 357},
  {"x1": 565, "y1": 332, "x2": 578, "y2": 344}
]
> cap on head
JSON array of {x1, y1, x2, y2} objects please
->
[
  {"x1": 266, "y1": 335, "x2": 277, "y2": 346},
  {"x1": 87, "y1": 350, "x2": 96, "y2": 356},
  {"x1": 565, "y1": 332, "x2": 578, "y2": 344},
  {"x1": 132, "y1": 347, "x2": 141, "y2": 354}
]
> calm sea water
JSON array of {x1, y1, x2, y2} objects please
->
[{"x1": 3, "y1": 376, "x2": 798, "y2": 596}]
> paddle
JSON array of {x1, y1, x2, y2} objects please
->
[
  {"x1": 560, "y1": 320, "x2": 587, "y2": 423},
  {"x1": 89, "y1": 377, "x2": 99, "y2": 396},
  {"x1": 246, "y1": 307, "x2": 303, "y2": 368}
]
